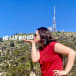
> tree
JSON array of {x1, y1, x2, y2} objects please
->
[{"x1": 10, "y1": 41, "x2": 15, "y2": 47}]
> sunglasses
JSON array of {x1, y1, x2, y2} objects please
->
[{"x1": 34, "y1": 33, "x2": 37, "y2": 37}]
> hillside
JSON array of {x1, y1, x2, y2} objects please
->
[{"x1": 0, "y1": 32, "x2": 76, "y2": 76}]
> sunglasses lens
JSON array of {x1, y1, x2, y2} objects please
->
[{"x1": 34, "y1": 34, "x2": 36, "y2": 37}]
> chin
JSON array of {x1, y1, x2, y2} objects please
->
[
  {"x1": 34, "y1": 40, "x2": 39, "y2": 43},
  {"x1": 35, "y1": 41, "x2": 38, "y2": 43}
]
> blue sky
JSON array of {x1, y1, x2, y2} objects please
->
[{"x1": 0, "y1": 0, "x2": 76, "y2": 37}]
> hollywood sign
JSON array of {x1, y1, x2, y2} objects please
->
[{"x1": 3, "y1": 34, "x2": 34, "y2": 41}]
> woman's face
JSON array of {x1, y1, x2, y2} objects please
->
[{"x1": 34, "y1": 30, "x2": 40, "y2": 43}]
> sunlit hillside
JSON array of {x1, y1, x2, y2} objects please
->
[{"x1": 0, "y1": 32, "x2": 76, "y2": 76}]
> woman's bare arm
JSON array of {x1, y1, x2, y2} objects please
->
[
  {"x1": 24, "y1": 40, "x2": 40, "y2": 63},
  {"x1": 31, "y1": 42, "x2": 40, "y2": 63},
  {"x1": 54, "y1": 43, "x2": 76, "y2": 74}
]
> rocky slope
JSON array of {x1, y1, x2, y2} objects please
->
[{"x1": 0, "y1": 32, "x2": 76, "y2": 76}]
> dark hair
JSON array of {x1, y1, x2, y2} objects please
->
[{"x1": 37, "y1": 27, "x2": 57, "y2": 49}]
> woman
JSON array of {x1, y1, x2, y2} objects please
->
[{"x1": 24, "y1": 27, "x2": 76, "y2": 76}]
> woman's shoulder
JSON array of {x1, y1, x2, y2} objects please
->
[
  {"x1": 49, "y1": 41, "x2": 58, "y2": 45},
  {"x1": 49, "y1": 41, "x2": 58, "y2": 48}
]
